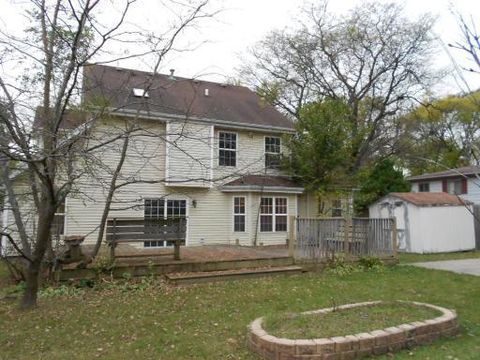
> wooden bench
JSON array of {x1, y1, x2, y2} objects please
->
[{"x1": 106, "y1": 218, "x2": 186, "y2": 260}]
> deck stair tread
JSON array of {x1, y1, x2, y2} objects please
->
[{"x1": 165, "y1": 265, "x2": 303, "y2": 283}]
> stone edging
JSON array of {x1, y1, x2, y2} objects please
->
[{"x1": 247, "y1": 301, "x2": 458, "y2": 360}]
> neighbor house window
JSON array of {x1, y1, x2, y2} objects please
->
[
  {"x1": 233, "y1": 197, "x2": 246, "y2": 232},
  {"x1": 265, "y1": 136, "x2": 281, "y2": 169},
  {"x1": 443, "y1": 178, "x2": 467, "y2": 195},
  {"x1": 51, "y1": 201, "x2": 66, "y2": 240},
  {"x1": 144, "y1": 198, "x2": 186, "y2": 247},
  {"x1": 418, "y1": 182, "x2": 430, "y2": 192},
  {"x1": 260, "y1": 197, "x2": 288, "y2": 232},
  {"x1": 219, "y1": 132, "x2": 237, "y2": 167}
]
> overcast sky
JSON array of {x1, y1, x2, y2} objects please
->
[{"x1": 1, "y1": 0, "x2": 480, "y2": 95}]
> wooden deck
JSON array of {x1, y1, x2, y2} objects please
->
[{"x1": 59, "y1": 245, "x2": 293, "y2": 280}]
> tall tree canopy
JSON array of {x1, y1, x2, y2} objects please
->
[
  {"x1": 355, "y1": 159, "x2": 411, "y2": 214},
  {"x1": 402, "y1": 92, "x2": 480, "y2": 174},
  {"x1": 286, "y1": 99, "x2": 352, "y2": 191},
  {"x1": 241, "y1": 1, "x2": 436, "y2": 174}
]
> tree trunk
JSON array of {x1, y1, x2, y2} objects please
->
[
  {"x1": 20, "y1": 197, "x2": 55, "y2": 310},
  {"x1": 20, "y1": 261, "x2": 41, "y2": 309}
]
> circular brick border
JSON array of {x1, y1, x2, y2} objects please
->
[{"x1": 247, "y1": 301, "x2": 458, "y2": 359}]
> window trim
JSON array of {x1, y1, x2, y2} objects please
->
[
  {"x1": 218, "y1": 131, "x2": 238, "y2": 167},
  {"x1": 232, "y1": 196, "x2": 247, "y2": 233},
  {"x1": 259, "y1": 196, "x2": 288, "y2": 233},
  {"x1": 264, "y1": 136, "x2": 282, "y2": 169}
]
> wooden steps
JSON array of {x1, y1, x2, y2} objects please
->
[{"x1": 165, "y1": 265, "x2": 304, "y2": 285}]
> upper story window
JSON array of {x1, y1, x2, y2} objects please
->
[
  {"x1": 418, "y1": 182, "x2": 430, "y2": 192},
  {"x1": 265, "y1": 136, "x2": 281, "y2": 169},
  {"x1": 219, "y1": 132, "x2": 237, "y2": 167}
]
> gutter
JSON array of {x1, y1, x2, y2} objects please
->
[
  {"x1": 220, "y1": 185, "x2": 304, "y2": 194},
  {"x1": 106, "y1": 107, "x2": 296, "y2": 134}
]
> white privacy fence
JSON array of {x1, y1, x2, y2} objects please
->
[{"x1": 294, "y1": 217, "x2": 396, "y2": 260}]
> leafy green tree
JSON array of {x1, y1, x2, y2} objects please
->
[
  {"x1": 402, "y1": 92, "x2": 480, "y2": 174},
  {"x1": 355, "y1": 159, "x2": 411, "y2": 214},
  {"x1": 286, "y1": 99, "x2": 353, "y2": 191}
]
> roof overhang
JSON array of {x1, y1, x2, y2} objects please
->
[
  {"x1": 220, "y1": 185, "x2": 304, "y2": 194},
  {"x1": 106, "y1": 107, "x2": 296, "y2": 134}
]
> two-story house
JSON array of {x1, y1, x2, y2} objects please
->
[
  {"x1": 2, "y1": 64, "x2": 309, "y2": 251},
  {"x1": 408, "y1": 165, "x2": 480, "y2": 204}
]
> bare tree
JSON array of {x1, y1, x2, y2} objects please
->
[
  {"x1": 449, "y1": 14, "x2": 480, "y2": 74},
  {"x1": 240, "y1": 1, "x2": 437, "y2": 173},
  {"x1": 0, "y1": 0, "x2": 215, "y2": 309}
]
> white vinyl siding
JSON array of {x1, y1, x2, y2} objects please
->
[
  {"x1": 213, "y1": 129, "x2": 283, "y2": 182},
  {"x1": 7, "y1": 116, "x2": 297, "y2": 249},
  {"x1": 166, "y1": 121, "x2": 213, "y2": 187}
]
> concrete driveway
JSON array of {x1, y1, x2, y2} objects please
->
[{"x1": 411, "y1": 258, "x2": 480, "y2": 276}]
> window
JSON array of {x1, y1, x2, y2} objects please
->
[
  {"x1": 233, "y1": 197, "x2": 246, "y2": 232},
  {"x1": 443, "y1": 178, "x2": 467, "y2": 195},
  {"x1": 51, "y1": 201, "x2": 66, "y2": 240},
  {"x1": 418, "y1": 182, "x2": 430, "y2": 192},
  {"x1": 448, "y1": 179, "x2": 463, "y2": 195},
  {"x1": 331, "y1": 199, "x2": 342, "y2": 217},
  {"x1": 219, "y1": 132, "x2": 236, "y2": 167},
  {"x1": 144, "y1": 198, "x2": 186, "y2": 247},
  {"x1": 275, "y1": 198, "x2": 288, "y2": 231},
  {"x1": 265, "y1": 137, "x2": 281, "y2": 169},
  {"x1": 260, "y1": 197, "x2": 288, "y2": 232}
]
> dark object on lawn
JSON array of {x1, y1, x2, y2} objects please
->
[{"x1": 59, "y1": 236, "x2": 86, "y2": 264}]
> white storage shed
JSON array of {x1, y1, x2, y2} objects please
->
[{"x1": 369, "y1": 192, "x2": 475, "y2": 253}]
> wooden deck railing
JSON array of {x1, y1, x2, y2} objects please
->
[{"x1": 106, "y1": 217, "x2": 187, "y2": 260}]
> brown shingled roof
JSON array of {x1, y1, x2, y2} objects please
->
[
  {"x1": 407, "y1": 166, "x2": 480, "y2": 181},
  {"x1": 82, "y1": 64, "x2": 294, "y2": 131},
  {"x1": 223, "y1": 175, "x2": 302, "y2": 188},
  {"x1": 388, "y1": 192, "x2": 472, "y2": 206}
]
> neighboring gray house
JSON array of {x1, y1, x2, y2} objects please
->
[
  {"x1": 408, "y1": 166, "x2": 480, "y2": 204},
  {"x1": 2, "y1": 65, "x2": 312, "y2": 252}
]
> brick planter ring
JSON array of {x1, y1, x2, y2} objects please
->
[{"x1": 247, "y1": 301, "x2": 459, "y2": 359}]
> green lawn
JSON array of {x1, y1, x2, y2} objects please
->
[
  {"x1": 398, "y1": 250, "x2": 480, "y2": 263},
  {"x1": 1, "y1": 264, "x2": 480, "y2": 359},
  {"x1": 264, "y1": 302, "x2": 442, "y2": 339}
]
